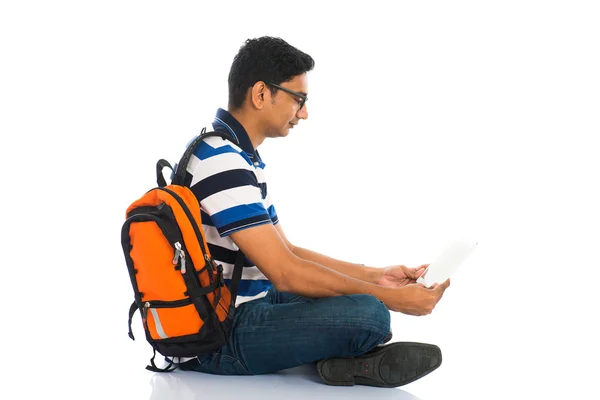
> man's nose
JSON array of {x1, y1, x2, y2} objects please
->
[{"x1": 297, "y1": 104, "x2": 308, "y2": 120}]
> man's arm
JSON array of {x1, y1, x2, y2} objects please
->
[
  {"x1": 229, "y1": 223, "x2": 449, "y2": 315},
  {"x1": 274, "y1": 223, "x2": 381, "y2": 284}
]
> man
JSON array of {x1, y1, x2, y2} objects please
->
[{"x1": 176, "y1": 36, "x2": 450, "y2": 388}]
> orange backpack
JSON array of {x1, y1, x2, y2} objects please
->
[{"x1": 121, "y1": 130, "x2": 245, "y2": 372}]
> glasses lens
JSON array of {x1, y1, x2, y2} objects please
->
[{"x1": 270, "y1": 83, "x2": 306, "y2": 110}]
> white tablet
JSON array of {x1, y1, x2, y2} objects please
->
[{"x1": 416, "y1": 238, "x2": 478, "y2": 287}]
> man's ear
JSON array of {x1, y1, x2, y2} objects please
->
[{"x1": 250, "y1": 81, "x2": 268, "y2": 110}]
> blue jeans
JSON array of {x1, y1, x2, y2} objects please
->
[{"x1": 178, "y1": 287, "x2": 391, "y2": 375}]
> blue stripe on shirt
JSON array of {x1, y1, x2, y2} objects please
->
[
  {"x1": 224, "y1": 279, "x2": 272, "y2": 297},
  {"x1": 191, "y1": 169, "x2": 259, "y2": 202},
  {"x1": 195, "y1": 139, "x2": 254, "y2": 166},
  {"x1": 200, "y1": 210, "x2": 214, "y2": 226},
  {"x1": 211, "y1": 203, "x2": 269, "y2": 230},
  {"x1": 267, "y1": 205, "x2": 277, "y2": 220},
  {"x1": 220, "y1": 218, "x2": 272, "y2": 237},
  {"x1": 193, "y1": 139, "x2": 244, "y2": 162}
]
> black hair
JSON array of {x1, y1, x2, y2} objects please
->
[{"x1": 228, "y1": 36, "x2": 315, "y2": 110}]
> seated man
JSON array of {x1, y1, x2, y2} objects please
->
[{"x1": 175, "y1": 36, "x2": 450, "y2": 388}]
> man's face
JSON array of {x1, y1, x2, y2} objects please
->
[{"x1": 264, "y1": 73, "x2": 309, "y2": 138}]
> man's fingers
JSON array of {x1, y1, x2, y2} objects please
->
[
  {"x1": 405, "y1": 269, "x2": 419, "y2": 279},
  {"x1": 407, "y1": 264, "x2": 429, "y2": 279},
  {"x1": 415, "y1": 264, "x2": 428, "y2": 277},
  {"x1": 434, "y1": 278, "x2": 451, "y2": 293}
]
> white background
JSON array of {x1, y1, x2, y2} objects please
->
[{"x1": 1, "y1": 1, "x2": 599, "y2": 399}]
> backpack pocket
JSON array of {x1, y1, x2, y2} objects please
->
[
  {"x1": 142, "y1": 298, "x2": 199, "y2": 340},
  {"x1": 142, "y1": 297, "x2": 230, "y2": 357}
]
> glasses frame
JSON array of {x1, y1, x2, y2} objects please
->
[{"x1": 266, "y1": 82, "x2": 308, "y2": 110}]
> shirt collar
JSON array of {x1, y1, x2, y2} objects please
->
[{"x1": 212, "y1": 108, "x2": 262, "y2": 162}]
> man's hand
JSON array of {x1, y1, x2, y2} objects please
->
[
  {"x1": 380, "y1": 279, "x2": 451, "y2": 316},
  {"x1": 377, "y1": 264, "x2": 429, "y2": 288}
]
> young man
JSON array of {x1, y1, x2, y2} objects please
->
[{"x1": 176, "y1": 36, "x2": 451, "y2": 388}]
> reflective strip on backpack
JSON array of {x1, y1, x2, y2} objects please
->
[{"x1": 150, "y1": 308, "x2": 168, "y2": 339}]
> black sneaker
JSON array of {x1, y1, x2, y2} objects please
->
[{"x1": 317, "y1": 342, "x2": 442, "y2": 388}]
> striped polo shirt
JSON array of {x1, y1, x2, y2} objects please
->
[{"x1": 184, "y1": 108, "x2": 278, "y2": 306}]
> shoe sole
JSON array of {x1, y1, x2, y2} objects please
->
[{"x1": 317, "y1": 342, "x2": 442, "y2": 388}]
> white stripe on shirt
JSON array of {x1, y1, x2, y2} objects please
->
[
  {"x1": 189, "y1": 152, "x2": 253, "y2": 187},
  {"x1": 202, "y1": 224, "x2": 239, "y2": 250},
  {"x1": 235, "y1": 291, "x2": 269, "y2": 306},
  {"x1": 220, "y1": 264, "x2": 267, "y2": 281},
  {"x1": 202, "y1": 185, "x2": 265, "y2": 215}
]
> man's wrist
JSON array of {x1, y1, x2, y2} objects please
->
[{"x1": 360, "y1": 264, "x2": 382, "y2": 284}]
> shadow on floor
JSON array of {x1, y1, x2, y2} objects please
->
[{"x1": 148, "y1": 364, "x2": 423, "y2": 400}]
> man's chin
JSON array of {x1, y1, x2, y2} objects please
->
[{"x1": 281, "y1": 127, "x2": 292, "y2": 136}]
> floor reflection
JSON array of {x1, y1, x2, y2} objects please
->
[{"x1": 148, "y1": 364, "x2": 423, "y2": 400}]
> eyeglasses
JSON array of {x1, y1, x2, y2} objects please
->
[{"x1": 267, "y1": 82, "x2": 308, "y2": 110}]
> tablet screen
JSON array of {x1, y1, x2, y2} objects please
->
[{"x1": 416, "y1": 238, "x2": 478, "y2": 287}]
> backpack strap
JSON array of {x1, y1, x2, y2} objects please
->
[
  {"x1": 154, "y1": 128, "x2": 238, "y2": 188},
  {"x1": 146, "y1": 348, "x2": 178, "y2": 373},
  {"x1": 127, "y1": 301, "x2": 178, "y2": 372},
  {"x1": 229, "y1": 251, "x2": 245, "y2": 307},
  {"x1": 156, "y1": 159, "x2": 174, "y2": 188},
  {"x1": 173, "y1": 130, "x2": 244, "y2": 310},
  {"x1": 172, "y1": 127, "x2": 240, "y2": 186},
  {"x1": 128, "y1": 301, "x2": 138, "y2": 340},
  {"x1": 156, "y1": 128, "x2": 246, "y2": 309}
]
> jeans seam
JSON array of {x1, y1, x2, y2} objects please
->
[
  {"x1": 287, "y1": 295, "x2": 304, "y2": 303},
  {"x1": 219, "y1": 354, "x2": 250, "y2": 375}
]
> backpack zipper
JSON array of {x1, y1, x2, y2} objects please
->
[
  {"x1": 172, "y1": 242, "x2": 186, "y2": 274},
  {"x1": 204, "y1": 254, "x2": 215, "y2": 275},
  {"x1": 144, "y1": 298, "x2": 192, "y2": 308}
]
